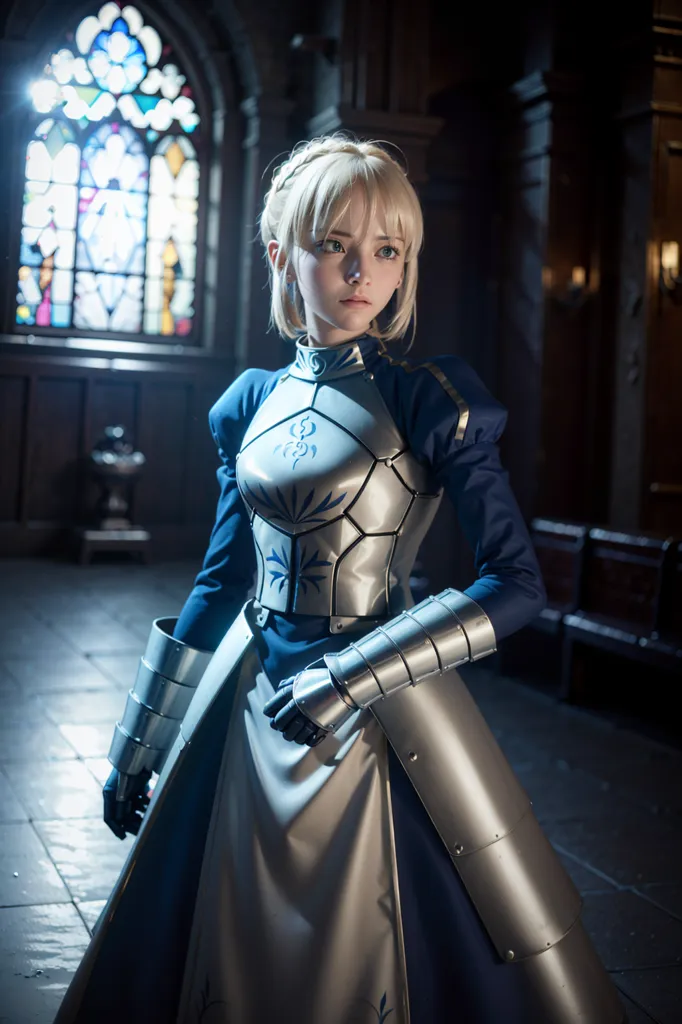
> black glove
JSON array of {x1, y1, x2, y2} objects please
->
[
  {"x1": 103, "y1": 768, "x2": 152, "y2": 840},
  {"x1": 263, "y1": 676, "x2": 327, "y2": 747}
]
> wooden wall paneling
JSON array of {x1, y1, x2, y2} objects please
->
[
  {"x1": 17, "y1": 373, "x2": 34, "y2": 526},
  {"x1": 0, "y1": 375, "x2": 26, "y2": 522},
  {"x1": 183, "y1": 381, "x2": 225, "y2": 526},
  {"x1": 134, "y1": 381, "x2": 191, "y2": 528},
  {"x1": 26, "y1": 377, "x2": 84, "y2": 522}
]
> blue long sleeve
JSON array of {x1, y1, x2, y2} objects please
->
[
  {"x1": 173, "y1": 457, "x2": 256, "y2": 651},
  {"x1": 173, "y1": 366, "x2": 282, "y2": 651},
  {"x1": 437, "y1": 441, "x2": 547, "y2": 640}
]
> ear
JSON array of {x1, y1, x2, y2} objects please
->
[
  {"x1": 267, "y1": 240, "x2": 294, "y2": 280},
  {"x1": 267, "y1": 239, "x2": 283, "y2": 270}
]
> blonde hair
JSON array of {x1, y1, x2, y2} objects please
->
[{"x1": 259, "y1": 133, "x2": 424, "y2": 345}]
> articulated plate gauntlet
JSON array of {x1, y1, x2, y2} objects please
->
[
  {"x1": 108, "y1": 618, "x2": 212, "y2": 776},
  {"x1": 292, "y1": 589, "x2": 496, "y2": 732}
]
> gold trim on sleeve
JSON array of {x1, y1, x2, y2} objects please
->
[{"x1": 376, "y1": 348, "x2": 470, "y2": 442}]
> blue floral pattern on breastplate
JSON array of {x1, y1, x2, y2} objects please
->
[
  {"x1": 266, "y1": 542, "x2": 332, "y2": 595},
  {"x1": 273, "y1": 415, "x2": 318, "y2": 469},
  {"x1": 245, "y1": 481, "x2": 347, "y2": 526}
]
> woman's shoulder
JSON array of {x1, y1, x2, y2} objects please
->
[
  {"x1": 366, "y1": 346, "x2": 507, "y2": 451},
  {"x1": 209, "y1": 366, "x2": 284, "y2": 455}
]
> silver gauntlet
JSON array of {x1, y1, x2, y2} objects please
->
[
  {"x1": 293, "y1": 589, "x2": 496, "y2": 730},
  {"x1": 108, "y1": 618, "x2": 212, "y2": 776}
]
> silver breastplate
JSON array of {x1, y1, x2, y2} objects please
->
[{"x1": 236, "y1": 339, "x2": 442, "y2": 630}]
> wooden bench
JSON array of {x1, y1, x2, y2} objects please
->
[
  {"x1": 498, "y1": 518, "x2": 587, "y2": 681},
  {"x1": 561, "y1": 528, "x2": 682, "y2": 702},
  {"x1": 530, "y1": 518, "x2": 588, "y2": 633}
]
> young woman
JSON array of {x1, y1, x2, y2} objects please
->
[{"x1": 56, "y1": 134, "x2": 624, "y2": 1023}]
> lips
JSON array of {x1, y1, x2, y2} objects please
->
[{"x1": 341, "y1": 297, "x2": 371, "y2": 305}]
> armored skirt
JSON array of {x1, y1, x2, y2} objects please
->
[{"x1": 56, "y1": 606, "x2": 538, "y2": 1024}]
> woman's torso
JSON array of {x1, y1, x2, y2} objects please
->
[{"x1": 235, "y1": 337, "x2": 443, "y2": 636}]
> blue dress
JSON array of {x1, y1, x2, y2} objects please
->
[{"x1": 170, "y1": 334, "x2": 546, "y2": 1022}]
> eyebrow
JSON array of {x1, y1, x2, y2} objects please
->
[{"x1": 328, "y1": 230, "x2": 405, "y2": 242}]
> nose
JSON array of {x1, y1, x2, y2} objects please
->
[{"x1": 345, "y1": 256, "x2": 370, "y2": 285}]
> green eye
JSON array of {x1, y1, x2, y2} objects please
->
[{"x1": 316, "y1": 239, "x2": 344, "y2": 253}]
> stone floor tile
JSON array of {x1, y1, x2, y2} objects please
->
[
  {"x1": 516, "y1": 760, "x2": 619, "y2": 824},
  {"x1": 0, "y1": 823, "x2": 71, "y2": 907},
  {"x1": 84, "y1": 757, "x2": 113, "y2": 786},
  {"x1": 3, "y1": 761, "x2": 103, "y2": 821},
  {"x1": 58, "y1": 722, "x2": 117, "y2": 758},
  {"x1": 546, "y1": 815, "x2": 682, "y2": 886},
  {"x1": 581, "y1": 890, "x2": 682, "y2": 971},
  {"x1": 39, "y1": 689, "x2": 124, "y2": 726},
  {"x1": 38, "y1": 607, "x2": 120, "y2": 627},
  {"x1": 635, "y1": 884, "x2": 682, "y2": 921},
  {"x1": 0, "y1": 902, "x2": 89, "y2": 1023},
  {"x1": 50, "y1": 620, "x2": 143, "y2": 656},
  {"x1": 0, "y1": 624, "x2": 77, "y2": 658},
  {"x1": 2, "y1": 655, "x2": 114, "y2": 694},
  {"x1": 89, "y1": 652, "x2": 141, "y2": 689},
  {"x1": 76, "y1": 898, "x2": 106, "y2": 935},
  {"x1": 0, "y1": 771, "x2": 29, "y2": 824},
  {"x1": 0, "y1": 720, "x2": 77, "y2": 763},
  {"x1": 0, "y1": 693, "x2": 48, "y2": 726},
  {"x1": 555, "y1": 849, "x2": 618, "y2": 893},
  {"x1": 614, "y1": 988, "x2": 659, "y2": 1023},
  {"x1": 33, "y1": 819, "x2": 132, "y2": 902},
  {"x1": 0, "y1": 673, "x2": 21, "y2": 695},
  {"x1": 614, "y1": 965, "x2": 682, "y2": 1022}
]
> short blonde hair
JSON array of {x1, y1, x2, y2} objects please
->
[{"x1": 259, "y1": 133, "x2": 424, "y2": 344}]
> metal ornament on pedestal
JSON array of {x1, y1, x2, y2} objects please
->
[{"x1": 76, "y1": 425, "x2": 151, "y2": 564}]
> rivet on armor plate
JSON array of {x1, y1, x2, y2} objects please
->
[
  {"x1": 454, "y1": 843, "x2": 464, "y2": 855},
  {"x1": 385, "y1": 458, "x2": 393, "y2": 468},
  {"x1": 505, "y1": 950, "x2": 515, "y2": 961},
  {"x1": 408, "y1": 750, "x2": 418, "y2": 761},
  {"x1": 364, "y1": 371, "x2": 374, "y2": 380}
]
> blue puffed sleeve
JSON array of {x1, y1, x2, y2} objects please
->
[
  {"x1": 364, "y1": 346, "x2": 546, "y2": 641},
  {"x1": 173, "y1": 367, "x2": 282, "y2": 651}
]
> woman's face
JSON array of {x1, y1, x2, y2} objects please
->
[{"x1": 271, "y1": 183, "x2": 406, "y2": 347}]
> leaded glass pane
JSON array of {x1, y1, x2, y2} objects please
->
[
  {"x1": 17, "y1": 267, "x2": 74, "y2": 328},
  {"x1": 74, "y1": 271, "x2": 143, "y2": 331},
  {"x1": 21, "y1": 5, "x2": 201, "y2": 336},
  {"x1": 77, "y1": 189, "x2": 146, "y2": 274}
]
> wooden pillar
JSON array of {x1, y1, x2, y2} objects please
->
[
  {"x1": 609, "y1": 3, "x2": 682, "y2": 533},
  {"x1": 498, "y1": 70, "x2": 601, "y2": 523}
]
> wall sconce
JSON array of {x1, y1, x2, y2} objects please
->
[
  {"x1": 554, "y1": 266, "x2": 592, "y2": 311},
  {"x1": 660, "y1": 241, "x2": 681, "y2": 297}
]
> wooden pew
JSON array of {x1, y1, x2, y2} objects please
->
[
  {"x1": 530, "y1": 519, "x2": 588, "y2": 633},
  {"x1": 561, "y1": 529, "x2": 682, "y2": 702},
  {"x1": 498, "y1": 518, "x2": 587, "y2": 681}
]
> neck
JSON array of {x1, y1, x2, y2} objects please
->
[{"x1": 303, "y1": 307, "x2": 374, "y2": 348}]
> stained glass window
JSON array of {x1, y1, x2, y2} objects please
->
[{"x1": 17, "y1": 3, "x2": 201, "y2": 338}]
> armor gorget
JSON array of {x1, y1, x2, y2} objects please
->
[{"x1": 236, "y1": 337, "x2": 443, "y2": 631}]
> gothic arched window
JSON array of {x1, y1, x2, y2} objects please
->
[{"x1": 17, "y1": 2, "x2": 201, "y2": 339}]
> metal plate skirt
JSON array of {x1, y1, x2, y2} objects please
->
[{"x1": 176, "y1": 655, "x2": 409, "y2": 1023}]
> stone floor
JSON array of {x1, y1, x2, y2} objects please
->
[{"x1": 0, "y1": 558, "x2": 680, "y2": 1023}]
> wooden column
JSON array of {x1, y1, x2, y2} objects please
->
[
  {"x1": 497, "y1": 70, "x2": 604, "y2": 524},
  {"x1": 610, "y1": 4, "x2": 682, "y2": 533}
]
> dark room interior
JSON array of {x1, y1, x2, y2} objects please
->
[{"x1": 0, "y1": 0, "x2": 680, "y2": 1021}]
